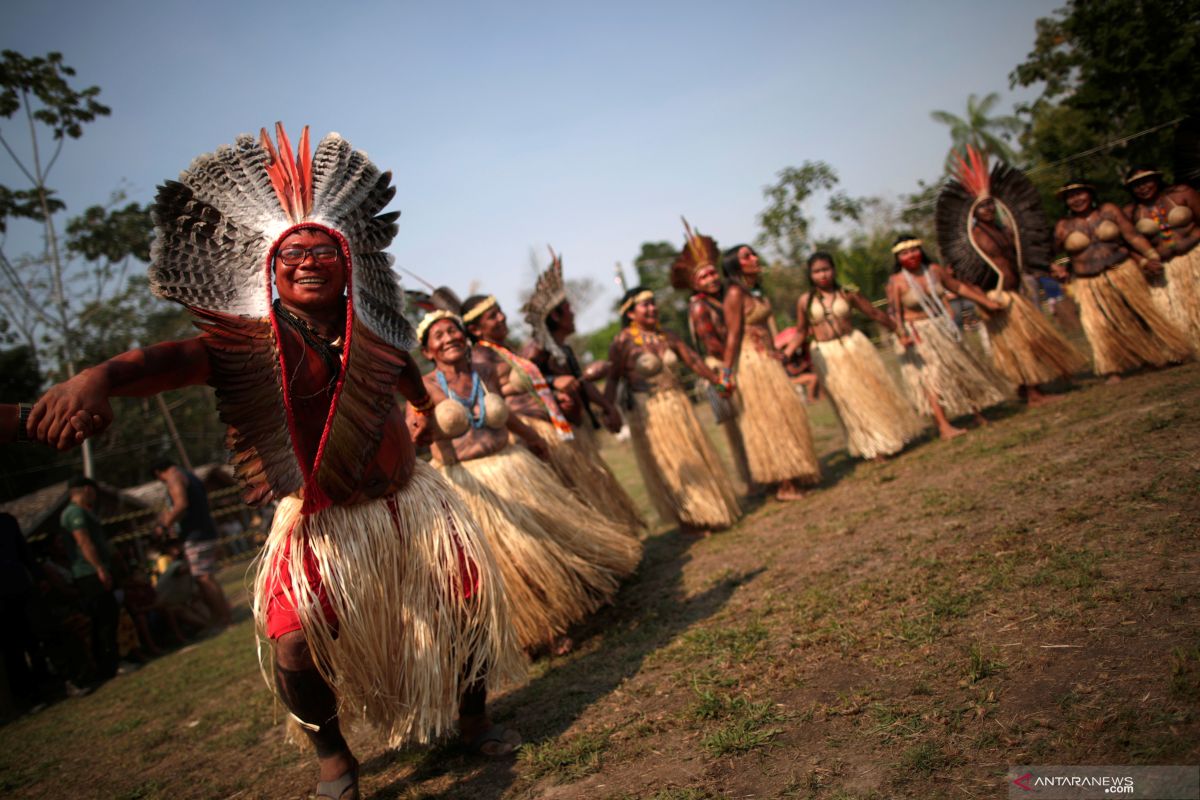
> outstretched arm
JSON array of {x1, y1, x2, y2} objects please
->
[
  {"x1": 669, "y1": 333, "x2": 722, "y2": 385},
  {"x1": 29, "y1": 337, "x2": 212, "y2": 451},
  {"x1": 784, "y1": 292, "x2": 811, "y2": 359},
  {"x1": 721, "y1": 284, "x2": 746, "y2": 372},
  {"x1": 932, "y1": 264, "x2": 1002, "y2": 311},
  {"x1": 848, "y1": 290, "x2": 897, "y2": 332}
]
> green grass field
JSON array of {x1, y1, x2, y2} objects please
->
[{"x1": 2, "y1": 363, "x2": 1198, "y2": 799}]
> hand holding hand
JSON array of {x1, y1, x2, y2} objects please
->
[
  {"x1": 29, "y1": 369, "x2": 114, "y2": 451},
  {"x1": 601, "y1": 404, "x2": 622, "y2": 433}
]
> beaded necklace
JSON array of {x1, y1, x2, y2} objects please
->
[
  {"x1": 435, "y1": 369, "x2": 486, "y2": 429},
  {"x1": 627, "y1": 322, "x2": 658, "y2": 348}
]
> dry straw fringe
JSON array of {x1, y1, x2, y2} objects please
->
[
  {"x1": 441, "y1": 445, "x2": 642, "y2": 649},
  {"x1": 979, "y1": 290, "x2": 1088, "y2": 385},
  {"x1": 252, "y1": 461, "x2": 524, "y2": 747},
  {"x1": 1071, "y1": 259, "x2": 1194, "y2": 376},
  {"x1": 812, "y1": 330, "x2": 927, "y2": 459},
  {"x1": 896, "y1": 318, "x2": 1010, "y2": 418},
  {"x1": 1147, "y1": 246, "x2": 1200, "y2": 352},
  {"x1": 733, "y1": 344, "x2": 821, "y2": 484},
  {"x1": 627, "y1": 386, "x2": 741, "y2": 529},
  {"x1": 524, "y1": 417, "x2": 645, "y2": 537}
]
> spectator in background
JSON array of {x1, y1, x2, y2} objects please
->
[
  {"x1": 60, "y1": 477, "x2": 120, "y2": 681},
  {"x1": 150, "y1": 459, "x2": 232, "y2": 628}
]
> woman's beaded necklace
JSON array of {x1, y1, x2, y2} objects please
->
[{"x1": 436, "y1": 369, "x2": 486, "y2": 429}]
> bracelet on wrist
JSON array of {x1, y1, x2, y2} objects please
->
[
  {"x1": 411, "y1": 394, "x2": 436, "y2": 416},
  {"x1": 15, "y1": 403, "x2": 32, "y2": 442}
]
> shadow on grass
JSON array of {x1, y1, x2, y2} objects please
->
[{"x1": 369, "y1": 529, "x2": 758, "y2": 799}]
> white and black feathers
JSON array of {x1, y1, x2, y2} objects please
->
[{"x1": 936, "y1": 158, "x2": 1055, "y2": 288}]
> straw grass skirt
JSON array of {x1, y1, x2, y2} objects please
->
[
  {"x1": 1147, "y1": 246, "x2": 1200, "y2": 352},
  {"x1": 253, "y1": 460, "x2": 524, "y2": 746},
  {"x1": 440, "y1": 445, "x2": 642, "y2": 649},
  {"x1": 1070, "y1": 259, "x2": 1193, "y2": 376},
  {"x1": 732, "y1": 344, "x2": 821, "y2": 485},
  {"x1": 979, "y1": 290, "x2": 1088, "y2": 385},
  {"x1": 896, "y1": 319, "x2": 1009, "y2": 417},
  {"x1": 524, "y1": 417, "x2": 645, "y2": 536},
  {"x1": 812, "y1": 330, "x2": 926, "y2": 459},
  {"x1": 627, "y1": 387, "x2": 741, "y2": 529}
]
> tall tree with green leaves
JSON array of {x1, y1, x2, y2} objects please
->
[
  {"x1": 756, "y1": 161, "x2": 864, "y2": 268},
  {"x1": 1009, "y1": 0, "x2": 1200, "y2": 203},
  {"x1": 1, "y1": 51, "x2": 116, "y2": 475},
  {"x1": 930, "y1": 92, "x2": 1023, "y2": 169}
]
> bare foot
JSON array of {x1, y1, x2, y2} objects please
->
[
  {"x1": 938, "y1": 425, "x2": 968, "y2": 440},
  {"x1": 460, "y1": 715, "x2": 522, "y2": 757},
  {"x1": 1026, "y1": 392, "x2": 1062, "y2": 407},
  {"x1": 774, "y1": 484, "x2": 806, "y2": 502},
  {"x1": 551, "y1": 635, "x2": 574, "y2": 656},
  {"x1": 1105, "y1": 374, "x2": 1122, "y2": 385}
]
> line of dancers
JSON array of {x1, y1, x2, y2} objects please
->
[{"x1": 2, "y1": 126, "x2": 1197, "y2": 800}]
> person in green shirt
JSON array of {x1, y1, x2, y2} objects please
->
[{"x1": 59, "y1": 476, "x2": 119, "y2": 681}]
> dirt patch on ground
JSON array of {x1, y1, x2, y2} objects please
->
[{"x1": 2, "y1": 365, "x2": 1199, "y2": 799}]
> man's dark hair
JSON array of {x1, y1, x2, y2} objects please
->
[
  {"x1": 67, "y1": 475, "x2": 98, "y2": 491},
  {"x1": 150, "y1": 457, "x2": 175, "y2": 476}
]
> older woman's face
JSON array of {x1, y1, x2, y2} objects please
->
[
  {"x1": 897, "y1": 247, "x2": 923, "y2": 270},
  {"x1": 1065, "y1": 188, "x2": 1093, "y2": 213},
  {"x1": 423, "y1": 318, "x2": 469, "y2": 365},
  {"x1": 274, "y1": 228, "x2": 347, "y2": 313},
  {"x1": 694, "y1": 264, "x2": 722, "y2": 295}
]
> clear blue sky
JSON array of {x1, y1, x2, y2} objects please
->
[{"x1": 3, "y1": 0, "x2": 1059, "y2": 334}]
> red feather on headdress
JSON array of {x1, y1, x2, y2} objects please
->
[
  {"x1": 953, "y1": 145, "x2": 991, "y2": 198},
  {"x1": 260, "y1": 122, "x2": 314, "y2": 223}
]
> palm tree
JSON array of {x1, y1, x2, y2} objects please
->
[{"x1": 930, "y1": 92, "x2": 1023, "y2": 169}]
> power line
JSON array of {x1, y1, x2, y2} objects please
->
[{"x1": 901, "y1": 116, "x2": 1189, "y2": 213}]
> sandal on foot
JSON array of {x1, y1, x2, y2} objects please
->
[
  {"x1": 467, "y1": 724, "x2": 522, "y2": 757},
  {"x1": 316, "y1": 761, "x2": 359, "y2": 800}
]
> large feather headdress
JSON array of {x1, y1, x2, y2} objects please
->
[
  {"x1": 935, "y1": 145, "x2": 1054, "y2": 287},
  {"x1": 148, "y1": 124, "x2": 414, "y2": 511},
  {"x1": 670, "y1": 217, "x2": 719, "y2": 291},
  {"x1": 522, "y1": 246, "x2": 569, "y2": 365}
]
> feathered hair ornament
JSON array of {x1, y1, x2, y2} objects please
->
[
  {"x1": 670, "y1": 217, "x2": 720, "y2": 291},
  {"x1": 935, "y1": 145, "x2": 1054, "y2": 288},
  {"x1": 522, "y1": 246, "x2": 569, "y2": 365},
  {"x1": 148, "y1": 123, "x2": 414, "y2": 511}
]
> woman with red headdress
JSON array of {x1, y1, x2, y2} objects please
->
[
  {"x1": 23, "y1": 126, "x2": 524, "y2": 797},
  {"x1": 718, "y1": 236, "x2": 821, "y2": 500},
  {"x1": 1052, "y1": 179, "x2": 1191, "y2": 381},
  {"x1": 936, "y1": 147, "x2": 1088, "y2": 404},
  {"x1": 669, "y1": 225, "x2": 754, "y2": 488}
]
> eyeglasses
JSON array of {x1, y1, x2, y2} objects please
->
[{"x1": 277, "y1": 245, "x2": 341, "y2": 266}]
